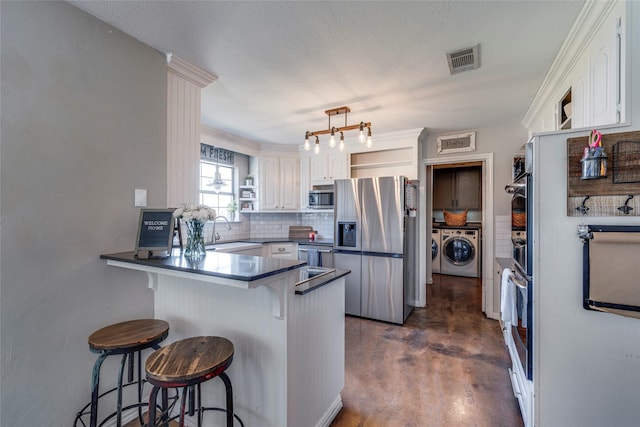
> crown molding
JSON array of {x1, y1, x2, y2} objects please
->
[
  {"x1": 166, "y1": 54, "x2": 217, "y2": 88},
  {"x1": 201, "y1": 125, "x2": 262, "y2": 156}
]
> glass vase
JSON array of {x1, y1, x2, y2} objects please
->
[{"x1": 184, "y1": 220, "x2": 206, "y2": 258}]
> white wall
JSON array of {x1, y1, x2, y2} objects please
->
[
  {"x1": 1, "y1": 2, "x2": 167, "y2": 425},
  {"x1": 533, "y1": 2, "x2": 640, "y2": 425}
]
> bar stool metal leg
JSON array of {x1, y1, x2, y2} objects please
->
[{"x1": 90, "y1": 353, "x2": 108, "y2": 427}]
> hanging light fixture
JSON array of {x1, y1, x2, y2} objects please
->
[
  {"x1": 314, "y1": 136, "x2": 320, "y2": 154},
  {"x1": 304, "y1": 131, "x2": 310, "y2": 151},
  {"x1": 304, "y1": 106, "x2": 372, "y2": 154},
  {"x1": 208, "y1": 147, "x2": 225, "y2": 192}
]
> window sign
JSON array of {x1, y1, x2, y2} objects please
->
[
  {"x1": 200, "y1": 144, "x2": 234, "y2": 165},
  {"x1": 135, "y1": 209, "x2": 176, "y2": 258}
]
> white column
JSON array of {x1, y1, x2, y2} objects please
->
[{"x1": 166, "y1": 55, "x2": 217, "y2": 207}]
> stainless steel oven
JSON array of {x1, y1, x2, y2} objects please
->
[{"x1": 505, "y1": 142, "x2": 533, "y2": 381}]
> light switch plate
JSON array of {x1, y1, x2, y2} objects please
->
[{"x1": 135, "y1": 189, "x2": 147, "y2": 207}]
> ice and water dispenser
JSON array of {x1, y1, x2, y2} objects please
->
[{"x1": 337, "y1": 222, "x2": 357, "y2": 248}]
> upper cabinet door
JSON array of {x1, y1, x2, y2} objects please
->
[
  {"x1": 309, "y1": 153, "x2": 349, "y2": 184},
  {"x1": 455, "y1": 168, "x2": 482, "y2": 209},
  {"x1": 309, "y1": 156, "x2": 328, "y2": 182},
  {"x1": 259, "y1": 157, "x2": 280, "y2": 210},
  {"x1": 327, "y1": 153, "x2": 349, "y2": 180},
  {"x1": 589, "y1": 17, "x2": 620, "y2": 126},
  {"x1": 279, "y1": 158, "x2": 299, "y2": 210}
]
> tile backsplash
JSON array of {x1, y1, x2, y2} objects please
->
[
  {"x1": 200, "y1": 211, "x2": 335, "y2": 242},
  {"x1": 495, "y1": 215, "x2": 512, "y2": 257}
]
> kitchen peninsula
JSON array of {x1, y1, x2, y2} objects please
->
[{"x1": 100, "y1": 250, "x2": 349, "y2": 427}]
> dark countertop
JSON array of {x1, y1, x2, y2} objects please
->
[
  {"x1": 433, "y1": 223, "x2": 482, "y2": 230},
  {"x1": 101, "y1": 250, "x2": 305, "y2": 282},
  {"x1": 294, "y1": 268, "x2": 351, "y2": 295}
]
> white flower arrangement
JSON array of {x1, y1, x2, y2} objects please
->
[{"x1": 173, "y1": 203, "x2": 217, "y2": 223}]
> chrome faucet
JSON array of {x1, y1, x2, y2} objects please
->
[{"x1": 212, "y1": 215, "x2": 232, "y2": 244}]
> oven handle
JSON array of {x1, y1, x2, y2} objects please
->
[
  {"x1": 508, "y1": 269, "x2": 528, "y2": 290},
  {"x1": 511, "y1": 237, "x2": 526, "y2": 248},
  {"x1": 298, "y1": 248, "x2": 333, "y2": 253},
  {"x1": 505, "y1": 183, "x2": 525, "y2": 194}
]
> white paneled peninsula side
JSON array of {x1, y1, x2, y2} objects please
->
[{"x1": 100, "y1": 251, "x2": 349, "y2": 427}]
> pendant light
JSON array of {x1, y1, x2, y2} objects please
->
[
  {"x1": 304, "y1": 106, "x2": 372, "y2": 154},
  {"x1": 210, "y1": 147, "x2": 224, "y2": 192}
]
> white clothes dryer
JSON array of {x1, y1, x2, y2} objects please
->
[
  {"x1": 441, "y1": 229, "x2": 479, "y2": 278},
  {"x1": 432, "y1": 228, "x2": 441, "y2": 274}
]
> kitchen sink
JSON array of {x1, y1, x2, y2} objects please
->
[{"x1": 296, "y1": 266, "x2": 335, "y2": 285}]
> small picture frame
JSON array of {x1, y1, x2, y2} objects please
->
[
  {"x1": 135, "y1": 208, "x2": 176, "y2": 258},
  {"x1": 437, "y1": 131, "x2": 476, "y2": 154}
]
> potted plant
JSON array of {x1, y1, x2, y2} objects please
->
[
  {"x1": 245, "y1": 174, "x2": 254, "y2": 186},
  {"x1": 227, "y1": 200, "x2": 238, "y2": 221}
]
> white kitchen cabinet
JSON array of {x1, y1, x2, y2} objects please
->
[
  {"x1": 523, "y1": 1, "x2": 625, "y2": 134},
  {"x1": 259, "y1": 157, "x2": 299, "y2": 211},
  {"x1": 589, "y1": 14, "x2": 621, "y2": 126},
  {"x1": 299, "y1": 157, "x2": 310, "y2": 210},
  {"x1": 263, "y1": 243, "x2": 297, "y2": 260},
  {"x1": 309, "y1": 153, "x2": 348, "y2": 184}
]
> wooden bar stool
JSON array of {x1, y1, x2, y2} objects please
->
[
  {"x1": 145, "y1": 336, "x2": 243, "y2": 427},
  {"x1": 74, "y1": 319, "x2": 170, "y2": 427}
]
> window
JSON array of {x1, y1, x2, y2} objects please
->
[{"x1": 199, "y1": 161, "x2": 235, "y2": 217}]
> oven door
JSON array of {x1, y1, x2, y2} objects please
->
[
  {"x1": 505, "y1": 173, "x2": 529, "y2": 275},
  {"x1": 506, "y1": 266, "x2": 532, "y2": 380}
]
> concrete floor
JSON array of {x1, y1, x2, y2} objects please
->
[{"x1": 331, "y1": 274, "x2": 524, "y2": 427}]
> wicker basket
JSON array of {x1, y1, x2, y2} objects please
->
[
  {"x1": 512, "y1": 212, "x2": 526, "y2": 228},
  {"x1": 443, "y1": 209, "x2": 468, "y2": 226}
]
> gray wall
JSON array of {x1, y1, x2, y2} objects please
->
[
  {"x1": 1, "y1": 2, "x2": 167, "y2": 425},
  {"x1": 422, "y1": 123, "x2": 528, "y2": 220}
]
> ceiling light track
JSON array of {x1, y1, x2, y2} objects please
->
[{"x1": 304, "y1": 106, "x2": 372, "y2": 154}]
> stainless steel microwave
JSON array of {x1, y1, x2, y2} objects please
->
[{"x1": 308, "y1": 190, "x2": 334, "y2": 209}]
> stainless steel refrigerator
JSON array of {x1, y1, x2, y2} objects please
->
[{"x1": 333, "y1": 176, "x2": 416, "y2": 324}]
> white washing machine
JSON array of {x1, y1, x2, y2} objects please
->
[
  {"x1": 432, "y1": 228, "x2": 441, "y2": 274},
  {"x1": 441, "y1": 229, "x2": 480, "y2": 278}
]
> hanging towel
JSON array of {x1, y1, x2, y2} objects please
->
[
  {"x1": 518, "y1": 285, "x2": 528, "y2": 328},
  {"x1": 500, "y1": 268, "x2": 517, "y2": 325},
  {"x1": 307, "y1": 248, "x2": 321, "y2": 267}
]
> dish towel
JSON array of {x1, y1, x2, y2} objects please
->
[
  {"x1": 517, "y1": 285, "x2": 528, "y2": 328},
  {"x1": 500, "y1": 268, "x2": 517, "y2": 325},
  {"x1": 307, "y1": 248, "x2": 321, "y2": 267}
]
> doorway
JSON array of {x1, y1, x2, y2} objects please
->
[{"x1": 418, "y1": 153, "x2": 495, "y2": 318}]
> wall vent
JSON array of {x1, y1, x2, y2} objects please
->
[{"x1": 447, "y1": 45, "x2": 480, "y2": 75}]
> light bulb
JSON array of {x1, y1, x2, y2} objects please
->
[
  {"x1": 304, "y1": 139, "x2": 310, "y2": 151},
  {"x1": 339, "y1": 132, "x2": 345, "y2": 151},
  {"x1": 358, "y1": 122, "x2": 365, "y2": 143},
  {"x1": 314, "y1": 141, "x2": 320, "y2": 154},
  {"x1": 329, "y1": 130, "x2": 336, "y2": 148},
  {"x1": 366, "y1": 127, "x2": 372, "y2": 148}
]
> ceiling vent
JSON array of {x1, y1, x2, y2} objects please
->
[{"x1": 447, "y1": 45, "x2": 480, "y2": 75}]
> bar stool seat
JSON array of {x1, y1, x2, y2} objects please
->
[
  {"x1": 145, "y1": 336, "x2": 243, "y2": 427},
  {"x1": 74, "y1": 319, "x2": 170, "y2": 427}
]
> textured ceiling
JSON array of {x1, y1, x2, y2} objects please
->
[{"x1": 71, "y1": 1, "x2": 585, "y2": 146}]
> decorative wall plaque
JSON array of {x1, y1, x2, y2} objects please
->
[{"x1": 437, "y1": 132, "x2": 476, "y2": 154}]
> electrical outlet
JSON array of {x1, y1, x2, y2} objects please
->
[{"x1": 135, "y1": 189, "x2": 147, "y2": 207}]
